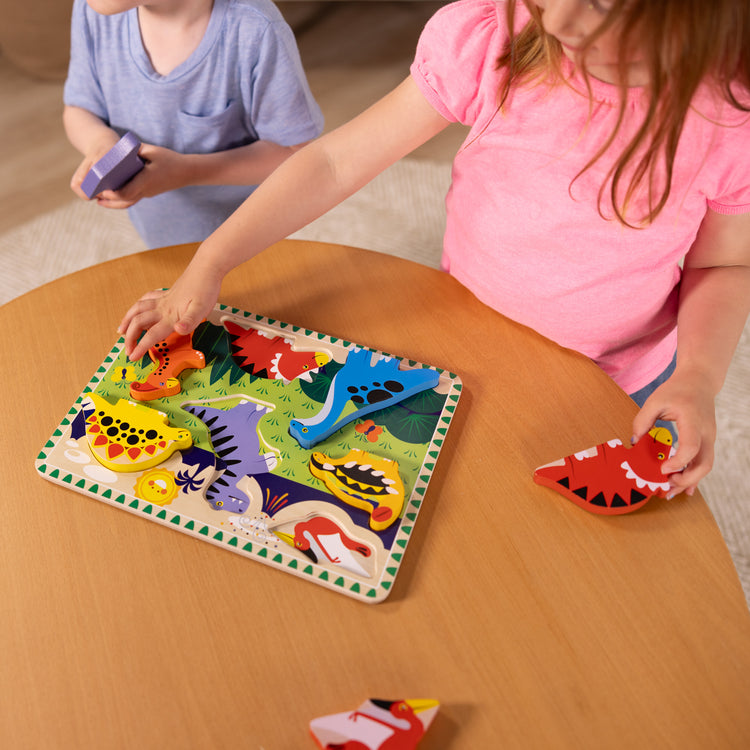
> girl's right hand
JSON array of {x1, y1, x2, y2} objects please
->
[
  {"x1": 631, "y1": 368, "x2": 718, "y2": 497},
  {"x1": 118, "y1": 261, "x2": 223, "y2": 361}
]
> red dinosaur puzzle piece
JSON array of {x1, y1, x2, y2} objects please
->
[
  {"x1": 129, "y1": 330, "x2": 206, "y2": 401},
  {"x1": 310, "y1": 698, "x2": 440, "y2": 750},
  {"x1": 533, "y1": 427, "x2": 676, "y2": 515},
  {"x1": 223, "y1": 320, "x2": 328, "y2": 383}
]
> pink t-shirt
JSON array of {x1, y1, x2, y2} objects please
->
[{"x1": 410, "y1": 0, "x2": 750, "y2": 393}]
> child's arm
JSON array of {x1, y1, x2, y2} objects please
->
[
  {"x1": 91, "y1": 139, "x2": 310, "y2": 209},
  {"x1": 64, "y1": 103, "x2": 311, "y2": 208},
  {"x1": 632, "y1": 209, "x2": 750, "y2": 495},
  {"x1": 118, "y1": 76, "x2": 451, "y2": 360}
]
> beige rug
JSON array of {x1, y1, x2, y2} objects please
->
[{"x1": 2, "y1": 157, "x2": 748, "y2": 604}]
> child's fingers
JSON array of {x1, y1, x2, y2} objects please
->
[
  {"x1": 126, "y1": 317, "x2": 175, "y2": 362},
  {"x1": 137, "y1": 143, "x2": 156, "y2": 159},
  {"x1": 631, "y1": 399, "x2": 665, "y2": 443},
  {"x1": 173, "y1": 301, "x2": 206, "y2": 336},
  {"x1": 118, "y1": 289, "x2": 165, "y2": 335},
  {"x1": 95, "y1": 196, "x2": 134, "y2": 209},
  {"x1": 113, "y1": 167, "x2": 149, "y2": 202},
  {"x1": 121, "y1": 308, "x2": 157, "y2": 359},
  {"x1": 119, "y1": 293, "x2": 171, "y2": 360},
  {"x1": 70, "y1": 163, "x2": 92, "y2": 200},
  {"x1": 121, "y1": 296, "x2": 207, "y2": 362},
  {"x1": 667, "y1": 462, "x2": 710, "y2": 497},
  {"x1": 662, "y1": 432, "x2": 700, "y2": 475},
  {"x1": 664, "y1": 440, "x2": 713, "y2": 498}
]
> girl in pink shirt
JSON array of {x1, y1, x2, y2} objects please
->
[{"x1": 120, "y1": 0, "x2": 750, "y2": 499}]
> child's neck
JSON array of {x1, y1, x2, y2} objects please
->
[
  {"x1": 137, "y1": 0, "x2": 215, "y2": 76},
  {"x1": 583, "y1": 62, "x2": 648, "y2": 88},
  {"x1": 560, "y1": 47, "x2": 648, "y2": 88}
]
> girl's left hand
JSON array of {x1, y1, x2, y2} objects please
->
[
  {"x1": 95, "y1": 144, "x2": 189, "y2": 209},
  {"x1": 631, "y1": 369, "x2": 717, "y2": 498}
]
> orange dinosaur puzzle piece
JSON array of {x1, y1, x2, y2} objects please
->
[{"x1": 129, "y1": 330, "x2": 206, "y2": 401}]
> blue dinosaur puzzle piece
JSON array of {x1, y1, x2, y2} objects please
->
[
  {"x1": 289, "y1": 348, "x2": 440, "y2": 449},
  {"x1": 184, "y1": 400, "x2": 275, "y2": 513},
  {"x1": 81, "y1": 131, "x2": 145, "y2": 198}
]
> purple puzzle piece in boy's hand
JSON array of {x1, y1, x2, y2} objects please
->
[{"x1": 80, "y1": 131, "x2": 145, "y2": 198}]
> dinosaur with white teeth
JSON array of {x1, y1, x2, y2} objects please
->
[
  {"x1": 309, "y1": 449, "x2": 405, "y2": 531},
  {"x1": 223, "y1": 320, "x2": 329, "y2": 383},
  {"x1": 533, "y1": 427, "x2": 676, "y2": 515}
]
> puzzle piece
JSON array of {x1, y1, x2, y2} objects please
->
[
  {"x1": 133, "y1": 467, "x2": 181, "y2": 506},
  {"x1": 273, "y1": 515, "x2": 372, "y2": 577},
  {"x1": 223, "y1": 319, "x2": 329, "y2": 383},
  {"x1": 310, "y1": 698, "x2": 439, "y2": 750},
  {"x1": 309, "y1": 449, "x2": 405, "y2": 531},
  {"x1": 129, "y1": 330, "x2": 206, "y2": 401},
  {"x1": 81, "y1": 131, "x2": 144, "y2": 198},
  {"x1": 183, "y1": 400, "x2": 276, "y2": 513},
  {"x1": 83, "y1": 393, "x2": 192, "y2": 472},
  {"x1": 289, "y1": 348, "x2": 440, "y2": 449},
  {"x1": 533, "y1": 427, "x2": 675, "y2": 515}
]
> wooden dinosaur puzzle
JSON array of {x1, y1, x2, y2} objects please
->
[
  {"x1": 533, "y1": 427, "x2": 675, "y2": 515},
  {"x1": 310, "y1": 698, "x2": 440, "y2": 749},
  {"x1": 36, "y1": 305, "x2": 461, "y2": 602}
]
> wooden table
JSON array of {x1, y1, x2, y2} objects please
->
[{"x1": 2, "y1": 240, "x2": 749, "y2": 749}]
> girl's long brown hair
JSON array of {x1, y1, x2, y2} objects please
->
[{"x1": 497, "y1": 0, "x2": 750, "y2": 226}]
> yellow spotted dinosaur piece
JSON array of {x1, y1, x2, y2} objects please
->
[{"x1": 84, "y1": 393, "x2": 192, "y2": 472}]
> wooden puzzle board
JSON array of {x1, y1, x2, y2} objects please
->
[{"x1": 35, "y1": 304, "x2": 461, "y2": 602}]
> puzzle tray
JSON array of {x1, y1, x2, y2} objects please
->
[{"x1": 35, "y1": 304, "x2": 462, "y2": 602}]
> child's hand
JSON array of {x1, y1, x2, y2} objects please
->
[
  {"x1": 631, "y1": 369, "x2": 717, "y2": 498},
  {"x1": 95, "y1": 144, "x2": 189, "y2": 209},
  {"x1": 118, "y1": 260, "x2": 223, "y2": 361},
  {"x1": 69, "y1": 133, "x2": 121, "y2": 201}
]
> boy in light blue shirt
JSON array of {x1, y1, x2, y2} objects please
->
[{"x1": 63, "y1": 0, "x2": 323, "y2": 248}]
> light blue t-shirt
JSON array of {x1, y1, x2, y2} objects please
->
[{"x1": 64, "y1": 0, "x2": 324, "y2": 248}]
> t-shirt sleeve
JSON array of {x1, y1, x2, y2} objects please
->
[
  {"x1": 247, "y1": 19, "x2": 324, "y2": 146},
  {"x1": 707, "y1": 159, "x2": 750, "y2": 214},
  {"x1": 410, "y1": 0, "x2": 511, "y2": 127},
  {"x1": 708, "y1": 195, "x2": 750, "y2": 215},
  {"x1": 686, "y1": 85, "x2": 750, "y2": 215},
  {"x1": 63, "y1": 0, "x2": 108, "y2": 121},
  {"x1": 705, "y1": 109, "x2": 750, "y2": 214}
]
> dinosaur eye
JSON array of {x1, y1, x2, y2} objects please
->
[
  {"x1": 216, "y1": 501, "x2": 224, "y2": 507},
  {"x1": 657, "y1": 452, "x2": 665, "y2": 460}
]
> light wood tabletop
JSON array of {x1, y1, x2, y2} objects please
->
[{"x1": 2, "y1": 240, "x2": 749, "y2": 749}]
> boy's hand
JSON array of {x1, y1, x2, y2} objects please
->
[
  {"x1": 94, "y1": 144, "x2": 190, "y2": 209},
  {"x1": 118, "y1": 260, "x2": 223, "y2": 361},
  {"x1": 631, "y1": 369, "x2": 717, "y2": 498},
  {"x1": 69, "y1": 132, "x2": 121, "y2": 201}
]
